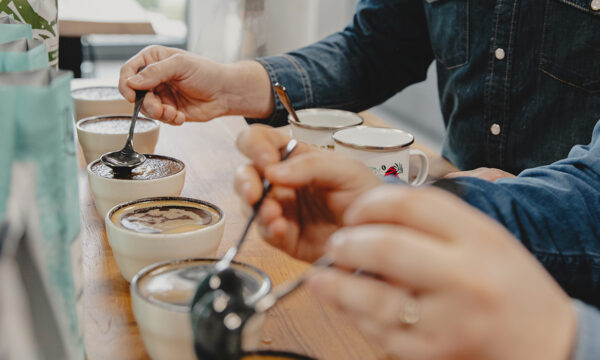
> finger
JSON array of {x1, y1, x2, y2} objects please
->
[
  {"x1": 327, "y1": 225, "x2": 455, "y2": 290},
  {"x1": 264, "y1": 151, "x2": 379, "y2": 189},
  {"x1": 236, "y1": 124, "x2": 313, "y2": 170},
  {"x1": 307, "y1": 268, "x2": 413, "y2": 327},
  {"x1": 234, "y1": 164, "x2": 263, "y2": 205},
  {"x1": 140, "y1": 92, "x2": 182, "y2": 125},
  {"x1": 119, "y1": 54, "x2": 148, "y2": 102},
  {"x1": 354, "y1": 317, "x2": 435, "y2": 360},
  {"x1": 343, "y1": 186, "x2": 492, "y2": 243},
  {"x1": 126, "y1": 53, "x2": 188, "y2": 91}
]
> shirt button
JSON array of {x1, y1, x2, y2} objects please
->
[
  {"x1": 490, "y1": 123, "x2": 501, "y2": 136},
  {"x1": 592, "y1": 0, "x2": 600, "y2": 11},
  {"x1": 495, "y1": 48, "x2": 505, "y2": 60}
]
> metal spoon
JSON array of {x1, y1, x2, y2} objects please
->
[
  {"x1": 192, "y1": 255, "x2": 333, "y2": 360},
  {"x1": 274, "y1": 82, "x2": 301, "y2": 123},
  {"x1": 100, "y1": 88, "x2": 148, "y2": 172},
  {"x1": 214, "y1": 138, "x2": 298, "y2": 273}
]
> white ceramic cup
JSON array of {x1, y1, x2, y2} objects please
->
[
  {"x1": 106, "y1": 197, "x2": 226, "y2": 281},
  {"x1": 333, "y1": 126, "x2": 430, "y2": 185},
  {"x1": 72, "y1": 86, "x2": 134, "y2": 121},
  {"x1": 288, "y1": 109, "x2": 363, "y2": 150},
  {"x1": 87, "y1": 155, "x2": 186, "y2": 217},
  {"x1": 76, "y1": 115, "x2": 160, "y2": 164},
  {"x1": 131, "y1": 258, "x2": 271, "y2": 360}
]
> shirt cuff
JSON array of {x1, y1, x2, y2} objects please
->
[
  {"x1": 571, "y1": 299, "x2": 600, "y2": 360},
  {"x1": 245, "y1": 55, "x2": 314, "y2": 127}
]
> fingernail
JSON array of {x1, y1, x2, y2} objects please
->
[{"x1": 127, "y1": 74, "x2": 143, "y2": 84}]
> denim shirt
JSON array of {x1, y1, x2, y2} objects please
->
[
  {"x1": 253, "y1": 0, "x2": 600, "y2": 174},
  {"x1": 450, "y1": 119, "x2": 600, "y2": 307}
]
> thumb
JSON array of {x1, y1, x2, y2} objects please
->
[{"x1": 126, "y1": 54, "x2": 186, "y2": 90}]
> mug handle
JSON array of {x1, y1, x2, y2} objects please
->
[{"x1": 409, "y1": 149, "x2": 430, "y2": 186}]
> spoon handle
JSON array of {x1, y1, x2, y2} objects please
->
[
  {"x1": 215, "y1": 139, "x2": 298, "y2": 271},
  {"x1": 274, "y1": 83, "x2": 301, "y2": 123},
  {"x1": 122, "y1": 90, "x2": 146, "y2": 153}
]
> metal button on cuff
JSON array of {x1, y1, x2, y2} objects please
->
[
  {"x1": 495, "y1": 48, "x2": 505, "y2": 60},
  {"x1": 490, "y1": 123, "x2": 501, "y2": 136},
  {"x1": 592, "y1": 0, "x2": 600, "y2": 11}
]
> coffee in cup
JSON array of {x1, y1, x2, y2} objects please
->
[
  {"x1": 72, "y1": 85, "x2": 134, "y2": 121},
  {"x1": 105, "y1": 197, "x2": 225, "y2": 281},
  {"x1": 76, "y1": 115, "x2": 160, "y2": 164},
  {"x1": 131, "y1": 258, "x2": 271, "y2": 360},
  {"x1": 90, "y1": 155, "x2": 183, "y2": 180},
  {"x1": 87, "y1": 155, "x2": 186, "y2": 217},
  {"x1": 111, "y1": 199, "x2": 221, "y2": 235}
]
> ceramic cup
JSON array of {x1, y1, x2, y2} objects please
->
[
  {"x1": 131, "y1": 258, "x2": 271, "y2": 360},
  {"x1": 87, "y1": 154, "x2": 186, "y2": 217},
  {"x1": 72, "y1": 85, "x2": 134, "y2": 121},
  {"x1": 106, "y1": 197, "x2": 226, "y2": 281},
  {"x1": 76, "y1": 115, "x2": 160, "y2": 164},
  {"x1": 333, "y1": 126, "x2": 429, "y2": 185},
  {"x1": 288, "y1": 109, "x2": 363, "y2": 150}
]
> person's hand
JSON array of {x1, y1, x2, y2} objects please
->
[
  {"x1": 444, "y1": 167, "x2": 516, "y2": 182},
  {"x1": 308, "y1": 186, "x2": 576, "y2": 360},
  {"x1": 234, "y1": 124, "x2": 382, "y2": 262},
  {"x1": 118, "y1": 45, "x2": 274, "y2": 125}
]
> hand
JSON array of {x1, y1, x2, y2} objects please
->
[
  {"x1": 308, "y1": 186, "x2": 576, "y2": 360},
  {"x1": 444, "y1": 167, "x2": 516, "y2": 182},
  {"x1": 234, "y1": 125, "x2": 382, "y2": 261},
  {"x1": 118, "y1": 45, "x2": 274, "y2": 125}
]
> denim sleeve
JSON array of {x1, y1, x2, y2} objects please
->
[
  {"x1": 247, "y1": 0, "x2": 434, "y2": 126},
  {"x1": 572, "y1": 300, "x2": 600, "y2": 360},
  {"x1": 449, "y1": 121, "x2": 600, "y2": 305}
]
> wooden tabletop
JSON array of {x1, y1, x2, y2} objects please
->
[{"x1": 80, "y1": 114, "x2": 457, "y2": 360}]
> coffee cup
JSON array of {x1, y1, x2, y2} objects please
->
[
  {"x1": 106, "y1": 197, "x2": 225, "y2": 281},
  {"x1": 87, "y1": 154, "x2": 186, "y2": 217},
  {"x1": 333, "y1": 126, "x2": 429, "y2": 185},
  {"x1": 288, "y1": 109, "x2": 363, "y2": 150},
  {"x1": 131, "y1": 258, "x2": 271, "y2": 360},
  {"x1": 76, "y1": 115, "x2": 160, "y2": 164},
  {"x1": 72, "y1": 85, "x2": 134, "y2": 121}
]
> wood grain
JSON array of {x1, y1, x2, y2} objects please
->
[{"x1": 80, "y1": 114, "x2": 456, "y2": 360}]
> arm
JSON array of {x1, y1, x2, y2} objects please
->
[
  {"x1": 250, "y1": 0, "x2": 434, "y2": 126},
  {"x1": 449, "y1": 121, "x2": 600, "y2": 304}
]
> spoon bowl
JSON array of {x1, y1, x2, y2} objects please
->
[{"x1": 101, "y1": 85, "x2": 148, "y2": 172}]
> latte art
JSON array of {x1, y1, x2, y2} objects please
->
[{"x1": 112, "y1": 199, "x2": 221, "y2": 234}]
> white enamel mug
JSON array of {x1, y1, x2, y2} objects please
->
[
  {"x1": 288, "y1": 109, "x2": 363, "y2": 150},
  {"x1": 333, "y1": 126, "x2": 430, "y2": 186}
]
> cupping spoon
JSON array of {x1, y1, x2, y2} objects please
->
[
  {"x1": 274, "y1": 82, "x2": 301, "y2": 123},
  {"x1": 190, "y1": 139, "x2": 298, "y2": 360},
  {"x1": 100, "y1": 88, "x2": 147, "y2": 172}
]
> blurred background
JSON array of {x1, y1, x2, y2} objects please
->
[{"x1": 60, "y1": 0, "x2": 444, "y2": 151}]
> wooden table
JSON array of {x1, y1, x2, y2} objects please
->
[{"x1": 80, "y1": 114, "x2": 457, "y2": 360}]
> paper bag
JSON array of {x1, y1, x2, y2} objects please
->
[
  {"x1": 0, "y1": 38, "x2": 48, "y2": 72},
  {"x1": 0, "y1": 68, "x2": 83, "y2": 360},
  {"x1": 0, "y1": 14, "x2": 33, "y2": 44}
]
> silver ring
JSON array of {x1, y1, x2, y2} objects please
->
[{"x1": 400, "y1": 298, "x2": 420, "y2": 325}]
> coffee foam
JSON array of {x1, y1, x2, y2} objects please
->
[
  {"x1": 112, "y1": 200, "x2": 220, "y2": 234},
  {"x1": 80, "y1": 117, "x2": 157, "y2": 134}
]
